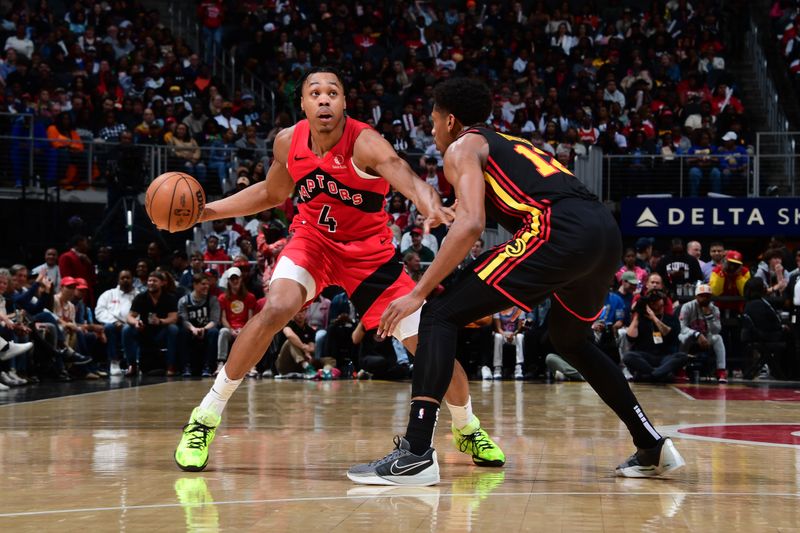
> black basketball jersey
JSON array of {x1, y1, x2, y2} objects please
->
[{"x1": 461, "y1": 127, "x2": 597, "y2": 234}]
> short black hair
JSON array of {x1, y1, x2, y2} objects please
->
[
  {"x1": 433, "y1": 78, "x2": 492, "y2": 127},
  {"x1": 296, "y1": 66, "x2": 346, "y2": 102}
]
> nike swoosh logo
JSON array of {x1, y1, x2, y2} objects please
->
[
  {"x1": 380, "y1": 237, "x2": 389, "y2": 245},
  {"x1": 294, "y1": 155, "x2": 308, "y2": 160},
  {"x1": 389, "y1": 459, "x2": 430, "y2": 475}
]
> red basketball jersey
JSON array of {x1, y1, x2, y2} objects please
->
[{"x1": 287, "y1": 118, "x2": 392, "y2": 242}]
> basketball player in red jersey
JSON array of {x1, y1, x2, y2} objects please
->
[
  {"x1": 175, "y1": 67, "x2": 505, "y2": 472},
  {"x1": 349, "y1": 77, "x2": 684, "y2": 486}
]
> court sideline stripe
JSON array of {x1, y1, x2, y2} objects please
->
[
  {"x1": 1, "y1": 491, "x2": 800, "y2": 518},
  {"x1": 0, "y1": 380, "x2": 176, "y2": 408}
]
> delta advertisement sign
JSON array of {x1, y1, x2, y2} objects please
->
[{"x1": 621, "y1": 198, "x2": 800, "y2": 236}]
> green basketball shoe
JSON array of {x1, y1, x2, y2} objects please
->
[
  {"x1": 175, "y1": 407, "x2": 221, "y2": 472},
  {"x1": 452, "y1": 416, "x2": 506, "y2": 467}
]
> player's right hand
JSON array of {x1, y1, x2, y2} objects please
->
[{"x1": 424, "y1": 205, "x2": 456, "y2": 232}]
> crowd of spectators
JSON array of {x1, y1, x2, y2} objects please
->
[
  {"x1": 772, "y1": 1, "x2": 800, "y2": 92},
  {"x1": 2, "y1": 212, "x2": 800, "y2": 387},
  {"x1": 453, "y1": 235, "x2": 800, "y2": 384},
  {"x1": 2, "y1": 1, "x2": 798, "y2": 388},
  {"x1": 0, "y1": 0, "x2": 756, "y2": 198}
]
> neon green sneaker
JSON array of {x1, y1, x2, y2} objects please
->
[
  {"x1": 452, "y1": 416, "x2": 505, "y2": 467},
  {"x1": 175, "y1": 407, "x2": 221, "y2": 472}
]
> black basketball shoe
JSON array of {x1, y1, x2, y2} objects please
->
[{"x1": 347, "y1": 436, "x2": 440, "y2": 486}]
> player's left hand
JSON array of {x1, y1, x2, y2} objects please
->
[{"x1": 378, "y1": 293, "x2": 424, "y2": 338}]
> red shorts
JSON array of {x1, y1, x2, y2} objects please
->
[{"x1": 272, "y1": 222, "x2": 416, "y2": 332}]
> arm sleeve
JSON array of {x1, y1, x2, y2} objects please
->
[
  {"x1": 209, "y1": 297, "x2": 221, "y2": 325},
  {"x1": 177, "y1": 296, "x2": 191, "y2": 327}
]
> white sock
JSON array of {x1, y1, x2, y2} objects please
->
[
  {"x1": 199, "y1": 366, "x2": 242, "y2": 418},
  {"x1": 446, "y1": 396, "x2": 474, "y2": 430}
]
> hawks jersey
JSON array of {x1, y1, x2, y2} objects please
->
[
  {"x1": 287, "y1": 118, "x2": 392, "y2": 242},
  {"x1": 462, "y1": 126, "x2": 597, "y2": 235}
]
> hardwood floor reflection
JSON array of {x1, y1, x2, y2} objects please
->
[{"x1": 0, "y1": 379, "x2": 798, "y2": 531}]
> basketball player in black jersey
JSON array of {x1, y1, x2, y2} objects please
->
[{"x1": 347, "y1": 78, "x2": 685, "y2": 486}]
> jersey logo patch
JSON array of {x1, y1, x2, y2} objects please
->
[{"x1": 505, "y1": 238, "x2": 527, "y2": 258}]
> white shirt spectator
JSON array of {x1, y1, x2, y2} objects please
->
[
  {"x1": 4, "y1": 34, "x2": 34, "y2": 59},
  {"x1": 215, "y1": 114, "x2": 243, "y2": 132},
  {"x1": 603, "y1": 88, "x2": 626, "y2": 109},
  {"x1": 32, "y1": 263, "x2": 61, "y2": 290},
  {"x1": 95, "y1": 285, "x2": 137, "y2": 324},
  {"x1": 400, "y1": 231, "x2": 439, "y2": 256},
  {"x1": 502, "y1": 101, "x2": 526, "y2": 123}
]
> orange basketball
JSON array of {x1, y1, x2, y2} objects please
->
[{"x1": 145, "y1": 172, "x2": 206, "y2": 232}]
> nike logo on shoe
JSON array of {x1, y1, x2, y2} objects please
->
[{"x1": 389, "y1": 459, "x2": 431, "y2": 475}]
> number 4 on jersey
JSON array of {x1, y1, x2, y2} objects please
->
[{"x1": 318, "y1": 204, "x2": 338, "y2": 232}]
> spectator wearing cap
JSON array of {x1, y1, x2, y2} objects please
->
[
  {"x1": 386, "y1": 119, "x2": 416, "y2": 155},
  {"x1": 122, "y1": 271, "x2": 179, "y2": 376},
  {"x1": 400, "y1": 212, "x2": 439, "y2": 256},
  {"x1": 616, "y1": 247, "x2": 648, "y2": 287},
  {"x1": 178, "y1": 273, "x2": 220, "y2": 377},
  {"x1": 710, "y1": 250, "x2": 751, "y2": 313},
  {"x1": 214, "y1": 102, "x2": 243, "y2": 134},
  {"x1": 717, "y1": 131, "x2": 749, "y2": 195},
  {"x1": 235, "y1": 174, "x2": 251, "y2": 191},
  {"x1": 679, "y1": 283, "x2": 727, "y2": 382},
  {"x1": 53, "y1": 277, "x2": 81, "y2": 350},
  {"x1": 95, "y1": 270, "x2": 136, "y2": 376},
  {"x1": 617, "y1": 270, "x2": 639, "y2": 320},
  {"x1": 236, "y1": 93, "x2": 261, "y2": 127},
  {"x1": 59, "y1": 235, "x2": 96, "y2": 304},
  {"x1": 622, "y1": 289, "x2": 688, "y2": 383},
  {"x1": 203, "y1": 235, "x2": 231, "y2": 277},
  {"x1": 217, "y1": 267, "x2": 257, "y2": 376},
  {"x1": 401, "y1": 227, "x2": 435, "y2": 263}
]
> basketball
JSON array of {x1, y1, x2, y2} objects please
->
[{"x1": 145, "y1": 172, "x2": 206, "y2": 232}]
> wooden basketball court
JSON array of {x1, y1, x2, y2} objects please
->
[{"x1": 1, "y1": 379, "x2": 799, "y2": 531}]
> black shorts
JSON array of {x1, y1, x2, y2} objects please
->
[{"x1": 469, "y1": 197, "x2": 621, "y2": 321}]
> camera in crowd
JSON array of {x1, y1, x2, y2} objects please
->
[{"x1": 634, "y1": 290, "x2": 666, "y2": 315}]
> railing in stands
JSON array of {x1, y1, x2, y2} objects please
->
[{"x1": 166, "y1": 1, "x2": 276, "y2": 123}]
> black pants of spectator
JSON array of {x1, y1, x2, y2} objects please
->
[
  {"x1": 179, "y1": 327, "x2": 219, "y2": 374},
  {"x1": 359, "y1": 354, "x2": 410, "y2": 380},
  {"x1": 622, "y1": 351, "x2": 689, "y2": 382},
  {"x1": 456, "y1": 325, "x2": 492, "y2": 377}
]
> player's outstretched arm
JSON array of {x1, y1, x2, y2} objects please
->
[
  {"x1": 198, "y1": 127, "x2": 296, "y2": 223},
  {"x1": 353, "y1": 128, "x2": 453, "y2": 227},
  {"x1": 378, "y1": 134, "x2": 487, "y2": 337}
]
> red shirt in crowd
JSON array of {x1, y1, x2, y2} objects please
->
[
  {"x1": 58, "y1": 248, "x2": 96, "y2": 303},
  {"x1": 203, "y1": 248, "x2": 230, "y2": 276},
  {"x1": 219, "y1": 292, "x2": 257, "y2": 330},
  {"x1": 197, "y1": 0, "x2": 224, "y2": 29}
]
